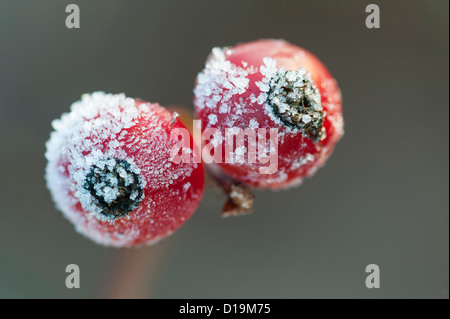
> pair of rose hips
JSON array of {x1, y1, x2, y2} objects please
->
[{"x1": 45, "y1": 39, "x2": 344, "y2": 247}]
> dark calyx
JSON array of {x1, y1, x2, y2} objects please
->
[
  {"x1": 83, "y1": 158, "x2": 143, "y2": 220},
  {"x1": 267, "y1": 69, "x2": 325, "y2": 142}
]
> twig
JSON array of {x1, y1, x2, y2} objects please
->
[
  {"x1": 97, "y1": 238, "x2": 174, "y2": 299},
  {"x1": 206, "y1": 163, "x2": 255, "y2": 217}
]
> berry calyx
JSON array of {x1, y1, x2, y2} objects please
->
[
  {"x1": 266, "y1": 65, "x2": 324, "y2": 142},
  {"x1": 83, "y1": 158, "x2": 144, "y2": 221},
  {"x1": 194, "y1": 39, "x2": 344, "y2": 189},
  {"x1": 45, "y1": 92, "x2": 205, "y2": 247}
]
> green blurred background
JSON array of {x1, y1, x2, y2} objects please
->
[{"x1": 0, "y1": 0, "x2": 448, "y2": 298}]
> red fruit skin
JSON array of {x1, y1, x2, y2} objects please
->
[
  {"x1": 45, "y1": 93, "x2": 204, "y2": 247},
  {"x1": 194, "y1": 39, "x2": 344, "y2": 189}
]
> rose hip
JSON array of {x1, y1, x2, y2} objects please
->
[
  {"x1": 194, "y1": 39, "x2": 344, "y2": 189},
  {"x1": 45, "y1": 92, "x2": 204, "y2": 246}
]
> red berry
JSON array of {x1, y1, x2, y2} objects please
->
[
  {"x1": 194, "y1": 39, "x2": 344, "y2": 189},
  {"x1": 45, "y1": 92, "x2": 204, "y2": 247}
]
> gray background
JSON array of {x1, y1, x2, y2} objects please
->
[{"x1": 0, "y1": 0, "x2": 448, "y2": 298}]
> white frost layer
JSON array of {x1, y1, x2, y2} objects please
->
[
  {"x1": 194, "y1": 47, "x2": 251, "y2": 112},
  {"x1": 194, "y1": 47, "x2": 261, "y2": 130}
]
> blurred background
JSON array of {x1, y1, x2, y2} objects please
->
[{"x1": 0, "y1": 0, "x2": 448, "y2": 298}]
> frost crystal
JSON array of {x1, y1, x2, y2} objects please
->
[
  {"x1": 249, "y1": 119, "x2": 259, "y2": 129},
  {"x1": 208, "y1": 114, "x2": 218, "y2": 125}
]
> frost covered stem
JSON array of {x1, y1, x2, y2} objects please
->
[{"x1": 206, "y1": 163, "x2": 255, "y2": 217}]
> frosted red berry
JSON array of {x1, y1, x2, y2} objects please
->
[
  {"x1": 194, "y1": 39, "x2": 344, "y2": 189},
  {"x1": 45, "y1": 92, "x2": 204, "y2": 247}
]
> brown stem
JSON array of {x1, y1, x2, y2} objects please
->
[{"x1": 206, "y1": 163, "x2": 255, "y2": 217}]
